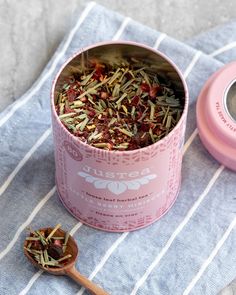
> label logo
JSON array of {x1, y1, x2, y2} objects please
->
[{"x1": 64, "y1": 141, "x2": 83, "y2": 161}]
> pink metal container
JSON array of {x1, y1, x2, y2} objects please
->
[
  {"x1": 51, "y1": 41, "x2": 189, "y2": 232},
  {"x1": 197, "y1": 62, "x2": 236, "y2": 171}
]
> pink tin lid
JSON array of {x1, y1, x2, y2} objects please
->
[{"x1": 197, "y1": 62, "x2": 236, "y2": 171}]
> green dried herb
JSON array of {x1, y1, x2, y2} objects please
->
[
  {"x1": 117, "y1": 128, "x2": 133, "y2": 137},
  {"x1": 55, "y1": 57, "x2": 184, "y2": 150},
  {"x1": 25, "y1": 224, "x2": 72, "y2": 269}
]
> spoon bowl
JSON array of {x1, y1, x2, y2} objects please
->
[{"x1": 24, "y1": 227, "x2": 109, "y2": 295}]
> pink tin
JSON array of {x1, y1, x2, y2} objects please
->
[
  {"x1": 51, "y1": 41, "x2": 189, "y2": 232},
  {"x1": 197, "y1": 62, "x2": 236, "y2": 171}
]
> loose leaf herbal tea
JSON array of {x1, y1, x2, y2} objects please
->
[
  {"x1": 55, "y1": 58, "x2": 184, "y2": 151},
  {"x1": 24, "y1": 224, "x2": 72, "y2": 268}
]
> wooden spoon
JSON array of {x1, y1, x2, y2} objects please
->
[{"x1": 24, "y1": 227, "x2": 109, "y2": 295}]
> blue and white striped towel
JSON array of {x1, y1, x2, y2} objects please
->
[{"x1": 0, "y1": 2, "x2": 235, "y2": 295}]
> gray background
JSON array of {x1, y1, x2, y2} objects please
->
[
  {"x1": 1, "y1": 0, "x2": 236, "y2": 112},
  {"x1": 0, "y1": 0, "x2": 235, "y2": 293}
]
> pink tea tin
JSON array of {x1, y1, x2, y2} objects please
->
[
  {"x1": 51, "y1": 41, "x2": 189, "y2": 232},
  {"x1": 197, "y1": 62, "x2": 236, "y2": 171}
]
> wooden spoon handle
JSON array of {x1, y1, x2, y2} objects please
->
[{"x1": 66, "y1": 266, "x2": 110, "y2": 295}]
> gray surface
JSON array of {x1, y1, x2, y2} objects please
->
[
  {"x1": 1, "y1": 0, "x2": 236, "y2": 112},
  {"x1": 0, "y1": 1, "x2": 235, "y2": 294}
]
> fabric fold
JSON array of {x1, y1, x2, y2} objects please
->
[{"x1": 0, "y1": 2, "x2": 235, "y2": 295}]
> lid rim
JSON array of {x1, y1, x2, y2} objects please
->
[{"x1": 196, "y1": 62, "x2": 236, "y2": 171}]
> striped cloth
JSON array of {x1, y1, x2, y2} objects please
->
[{"x1": 0, "y1": 2, "x2": 235, "y2": 294}]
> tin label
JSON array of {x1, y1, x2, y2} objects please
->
[{"x1": 52, "y1": 110, "x2": 185, "y2": 232}]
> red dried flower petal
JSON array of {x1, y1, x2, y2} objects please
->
[
  {"x1": 93, "y1": 71, "x2": 102, "y2": 80},
  {"x1": 156, "y1": 117, "x2": 163, "y2": 123},
  {"x1": 64, "y1": 106, "x2": 74, "y2": 114},
  {"x1": 88, "y1": 110, "x2": 96, "y2": 117},
  {"x1": 32, "y1": 240, "x2": 43, "y2": 250},
  {"x1": 67, "y1": 89, "x2": 77, "y2": 102},
  {"x1": 74, "y1": 130, "x2": 84, "y2": 137},
  {"x1": 127, "y1": 143, "x2": 136, "y2": 150},
  {"x1": 80, "y1": 97, "x2": 87, "y2": 102},
  {"x1": 136, "y1": 111, "x2": 142, "y2": 119},
  {"x1": 149, "y1": 122, "x2": 156, "y2": 129},
  {"x1": 53, "y1": 239, "x2": 62, "y2": 246},
  {"x1": 140, "y1": 124, "x2": 150, "y2": 132},
  {"x1": 107, "y1": 143, "x2": 113, "y2": 150},
  {"x1": 149, "y1": 84, "x2": 162, "y2": 98},
  {"x1": 140, "y1": 82, "x2": 150, "y2": 92},
  {"x1": 131, "y1": 95, "x2": 140, "y2": 106},
  {"x1": 93, "y1": 63, "x2": 105, "y2": 80},
  {"x1": 101, "y1": 92, "x2": 108, "y2": 99},
  {"x1": 155, "y1": 127, "x2": 162, "y2": 135}
]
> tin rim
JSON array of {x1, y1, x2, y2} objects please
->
[{"x1": 51, "y1": 40, "x2": 189, "y2": 155}]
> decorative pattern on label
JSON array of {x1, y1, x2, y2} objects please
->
[{"x1": 78, "y1": 172, "x2": 157, "y2": 195}]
